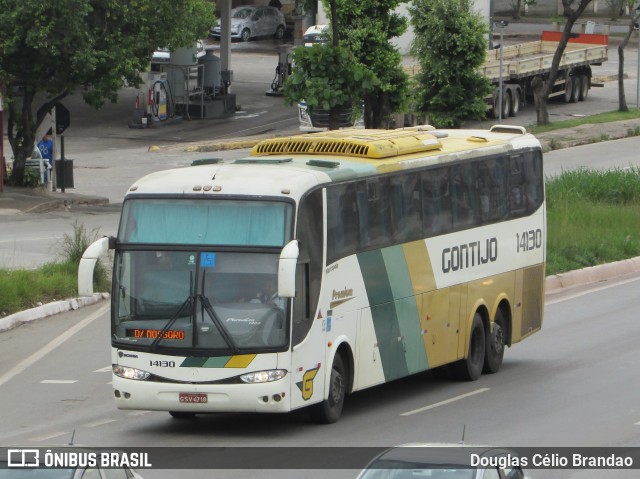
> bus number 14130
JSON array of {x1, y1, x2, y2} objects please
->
[{"x1": 517, "y1": 229, "x2": 543, "y2": 253}]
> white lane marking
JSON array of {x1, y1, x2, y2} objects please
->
[
  {"x1": 400, "y1": 388, "x2": 490, "y2": 416},
  {"x1": 30, "y1": 431, "x2": 69, "y2": 442},
  {"x1": 635, "y1": 421, "x2": 640, "y2": 425},
  {"x1": 94, "y1": 366, "x2": 112, "y2": 373},
  {"x1": 127, "y1": 411, "x2": 151, "y2": 416},
  {"x1": 0, "y1": 303, "x2": 109, "y2": 387},
  {"x1": 82, "y1": 419, "x2": 118, "y2": 428},
  {"x1": 546, "y1": 275, "x2": 640, "y2": 305},
  {"x1": 40, "y1": 380, "x2": 78, "y2": 384}
]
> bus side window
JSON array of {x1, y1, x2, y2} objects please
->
[
  {"x1": 450, "y1": 163, "x2": 476, "y2": 229},
  {"x1": 477, "y1": 156, "x2": 509, "y2": 223},
  {"x1": 358, "y1": 178, "x2": 391, "y2": 249},
  {"x1": 327, "y1": 183, "x2": 359, "y2": 263},
  {"x1": 422, "y1": 167, "x2": 452, "y2": 236},
  {"x1": 509, "y1": 155, "x2": 527, "y2": 216},
  {"x1": 523, "y1": 150, "x2": 544, "y2": 213},
  {"x1": 390, "y1": 173, "x2": 422, "y2": 243}
]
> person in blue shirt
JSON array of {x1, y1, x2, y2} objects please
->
[{"x1": 37, "y1": 131, "x2": 53, "y2": 183}]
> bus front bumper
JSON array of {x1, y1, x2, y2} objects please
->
[{"x1": 112, "y1": 376, "x2": 292, "y2": 413}]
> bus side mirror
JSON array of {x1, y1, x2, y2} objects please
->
[
  {"x1": 78, "y1": 236, "x2": 113, "y2": 296},
  {"x1": 278, "y1": 240, "x2": 299, "y2": 298}
]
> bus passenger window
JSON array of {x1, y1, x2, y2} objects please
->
[
  {"x1": 358, "y1": 178, "x2": 391, "y2": 249},
  {"x1": 327, "y1": 183, "x2": 359, "y2": 263},
  {"x1": 450, "y1": 164, "x2": 476, "y2": 229},
  {"x1": 391, "y1": 174, "x2": 422, "y2": 243},
  {"x1": 422, "y1": 167, "x2": 452, "y2": 236}
]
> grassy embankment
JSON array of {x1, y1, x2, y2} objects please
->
[{"x1": 2, "y1": 111, "x2": 640, "y2": 316}]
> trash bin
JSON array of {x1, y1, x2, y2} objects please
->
[{"x1": 54, "y1": 159, "x2": 74, "y2": 189}]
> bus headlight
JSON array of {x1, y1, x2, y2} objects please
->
[
  {"x1": 240, "y1": 369, "x2": 287, "y2": 384},
  {"x1": 113, "y1": 365, "x2": 151, "y2": 381}
]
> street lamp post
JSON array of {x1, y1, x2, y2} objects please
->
[
  {"x1": 494, "y1": 21, "x2": 509, "y2": 121},
  {"x1": 636, "y1": 5, "x2": 639, "y2": 109}
]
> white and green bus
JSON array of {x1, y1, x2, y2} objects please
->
[{"x1": 79, "y1": 125, "x2": 545, "y2": 423}]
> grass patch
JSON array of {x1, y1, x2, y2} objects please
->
[
  {"x1": 0, "y1": 222, "x2": 110, "y2": 318},
  {"x1": 546, "y1": 168, "x2": 640, "y2": 275},
  {"x1": 529, "y1": 109, "x2": 640, "y2": 135}
]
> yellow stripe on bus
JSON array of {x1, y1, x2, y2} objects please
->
[{"x1": 225, "y1": 354, "x2": 257, "y2": 368}]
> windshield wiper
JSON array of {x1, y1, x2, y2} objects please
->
[
  {"x1": 149, "y1": 295, "x2": 194, "y2": 353},
  {"x1": 197, "y1": 294, "x2": 239, "y2": 354}
]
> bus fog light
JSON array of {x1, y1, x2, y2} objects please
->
[
  {"x1": 113, "y1": 365, "x2": 151, "y2": 381},
  {"x1": 240, "y1": 369, "x2": 287, "y2": 384}
]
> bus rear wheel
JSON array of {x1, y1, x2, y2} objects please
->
[
  {"x1": 451, "y1": 313, "x2": 485, "y2": 381},
  {"x1": 309, "y1": 354, "x2": 346, "y2": 424},
  {"x1": 483, "y1": 309, "x2": 506, "y2": 374}
]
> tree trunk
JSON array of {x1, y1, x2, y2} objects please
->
[
  {"x1": 8, "y1": 87, "x2": 38, "y2": 186},
  {"x1": 618, "y1": 43, "x2": 628, "y2": 111},
  {"x1": 535, "y1": 0, "x2": 593, "y2": 126},
  {"x1": 328, "y1": 0, "x2": 340, "y2": 130},
  {"x1": 513, "y1": 0, "x2": 522, "y2": 20},
  {"x1": 617, "y1": 12, "x2": 640, "y2": 112},
  {"x1": 531, "y1": 76, "x2": 549, "y2": 125}
]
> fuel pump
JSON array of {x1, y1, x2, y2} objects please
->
[
  {"x1": 266, "y1": 45, "x2": 292, "y2": 97},
  {"x1": 146, "y1": 72, "x2": 170, "y2": 123}
]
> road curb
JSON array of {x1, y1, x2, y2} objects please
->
[
  {"x1": 0, "y1": 293, "x2": 110, "y2": 332},
  {"x1": 545, "y1": 256, "x2": 640, "y2": 293}
]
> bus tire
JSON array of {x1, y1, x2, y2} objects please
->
[
  {"x1": 309, "y1": 353, "x2": 346, "y2": 424},
  {"x1": 483, "y1": 308, "x2": 506, "y2": 374},
  {"x1": 451, "y1": 313, "x2": 485, "y2": 381},
  {"x1": 169, "y1": 411, "x2": 196, "y2": 419}
]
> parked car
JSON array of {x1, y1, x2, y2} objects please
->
[
  {"x1": 210, "y1": 6, "x2": 286, "y2": 42},
  {"x1": 303, "y1": 24, "x2": 329, "y2": 47},
  {"x1": 356, "y1": 444, "x2": 533, "y2": 479},
  {"x1": 151, "y1": 40, "x2": 205, "y2": 65}
]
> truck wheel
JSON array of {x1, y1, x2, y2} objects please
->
[
  {"x1": 501, "y1": 91, "x2": 511, "y2": 120},
  {"x1": 569, "y1": 77, "x2": 579, "y2": 103},
  {"x1": 563, "y1": 76, "x2": 573, "y2": 103},
  {"x1": 578, "y1": 75, "x2": 589, "y2": 101},
  {"x1": 509, "y1": 89, "x2": 520, "y2": 117}
]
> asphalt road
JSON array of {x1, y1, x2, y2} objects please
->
[{"x1": 1, "y1": 273, "x2": 639, "y2": 479}]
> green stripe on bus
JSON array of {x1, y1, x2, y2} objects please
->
[
  {"x1": 381, "y1": 247, "x2": 428, "y2": 373},
  {"x1": 358, "y1": 249, "x2": 409, "y2": 381},
  {"x1": 181, "y1": 356, "x2": 231, "y2": 368}
]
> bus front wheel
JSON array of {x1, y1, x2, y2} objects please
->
[
  {"x1": 483, "y1": 309, "x2": 506, "y2": 374},
  {"x1": 451, "y1": 313, "x2": 485, "y2": 381},
  {"x1": 309, "y1": 354, "x2": 346, "y2": 424}
]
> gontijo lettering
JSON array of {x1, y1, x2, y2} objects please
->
[{"x1": 442, "y1": 237, "x2": 498, "y2": 273}]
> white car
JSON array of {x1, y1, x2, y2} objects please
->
[
  {"x1": 210, "y1": 6, "x2": 286, "y2": 42},
  {"x1": 303, "y1": 24, "x2": 329, "y2": 47},
  {"x1": 298, "y1": 100, "x2": 364, "y2": 132},
  {"x1": 151, "y1": 40, "x2": 205, "y2": 65}
]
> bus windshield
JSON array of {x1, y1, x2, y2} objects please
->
[
  {"x1": 113, "y1": 250, "x2": 289, "y2": 353},
  {"x1": 112, "y1": 198, "x2": 293, "y2": 354}
]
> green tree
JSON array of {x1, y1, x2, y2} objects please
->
[
  {"x1": 332, "y1": 0, "x2": 410, "y2": 128},
  {"x1": 409, "y1": 0, "x2": 492, "y2": 128},
  {"x1": 532, "y1": 0, "x2": 591, "y2": 125},
  {"x1": 0, "y1": 0, "x2": 213, "y2": 186},
  {"x1": 284, "y1": 43, "x2": 377, "y2": 129}
]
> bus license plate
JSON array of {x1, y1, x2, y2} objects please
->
[{"x1": 179, "y1": 393, "x2": 208, "y2": 403}]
